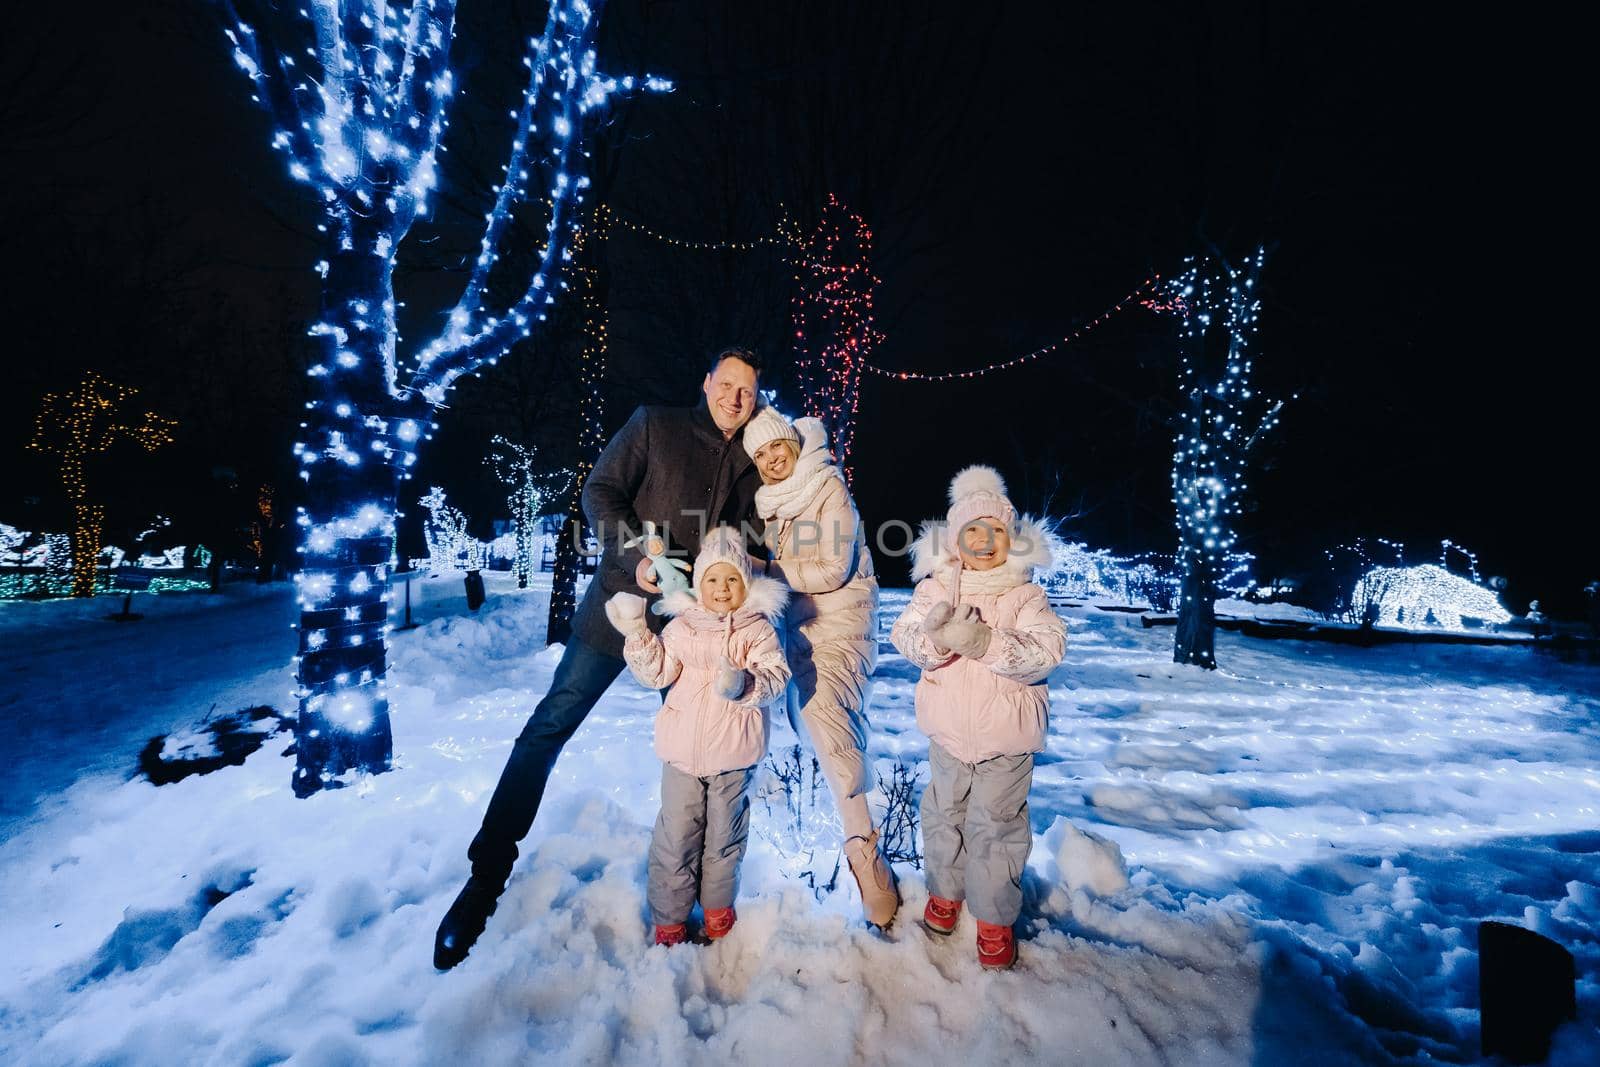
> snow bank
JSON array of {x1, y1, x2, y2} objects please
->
[{"x1": 2, "y1": 585, "x2": 1598, "y2": 1064}]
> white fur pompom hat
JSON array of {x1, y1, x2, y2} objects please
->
[{"x1": 944, "y1": 465, "x2": 1017, "y2": 554}]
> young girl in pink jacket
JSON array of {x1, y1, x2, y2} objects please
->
[
  {"x1": 606, "y1": 526, "x2": 790, "y2": 946},
  {"x1": 890, "y1": 466, "x2": 1067, "y2": 968}
]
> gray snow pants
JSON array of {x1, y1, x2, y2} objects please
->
[
  {"x1": 920, "y1": 740, "x2": 1035, "y2": 926},
  {"x1": 647, "y1": 762, "x2": 757, "y2": 926}
]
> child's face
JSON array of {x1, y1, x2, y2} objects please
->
[
  {"x1": 958, "y1": 518, "x2": 1010, "y2": 571},
  {"x1": 699, "y1": 562, "x2": 748, "y2": 613},
  {"x1": 645, "y1": 536, "x2": 665, "y2": 557}
]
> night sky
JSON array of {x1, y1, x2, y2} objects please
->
[{"x1": 4, "y1": 3, "x2": 1591, "y2": 613}]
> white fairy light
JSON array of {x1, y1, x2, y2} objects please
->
[
  {"x1": 1157, "y1": 248, "x2": 1284, "y2": 668},
  {"x1": 221, "y1": 0, "x2": 670, "y2": 793}
]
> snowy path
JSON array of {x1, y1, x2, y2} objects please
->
[
  {"x1": 1, "y1": 586, "x2": 1598, "y2": 1064},
  {"x1": 0, "y1": 584, "x2": 297, "y2": 833}
]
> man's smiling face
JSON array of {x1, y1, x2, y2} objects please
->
[{"x1": 703, "y1": 356, "x2": 758, "y2": 437}]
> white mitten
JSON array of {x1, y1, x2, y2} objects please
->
[
  {"x1": 604, "y1": 592, "x2": 649, "y2": 639},
  {"x1": 714, "y1": 656, "x2": 749, "y2": 701},
  {"x1": 921, "y1": 600, "x2": 955, "y2": 654},
  {"x1": 939, "y1": 607, "x2": 992, "y2": 660}
]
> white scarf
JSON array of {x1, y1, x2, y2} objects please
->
[
  {"x1": 954, "y1": 560, "x2": 1030, "y2": 597},
  {"x1": 754, "y1": 419, "x2": 841, "y2": 522}
]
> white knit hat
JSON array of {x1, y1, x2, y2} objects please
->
[
  {"x1": 944, "y1": 465, "x2": 1017, "y2": 554},
  {"x1": 693, "y1": 525, "x2": 754, "y2": 590},
  {"x1": 741, "y1": 406, "x2": 800, "y2": 459}
]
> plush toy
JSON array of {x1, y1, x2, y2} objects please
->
[{"x1": 624, "y1": 521, "x2": 692, "y2": 614}]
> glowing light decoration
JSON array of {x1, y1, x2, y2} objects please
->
[
  {"x1": 221, "y1": 0, "x2": 668, "y2": 795},
  {"x1": 27, "y1": 373, "x2": 176, "y2": 598},
  {"x1": 1332, "y1": 539, "x2": 1510, "y2": 631},
  {"x1": 419, "y1": 487, "x2": 476, "y2": 574},
  {"x1": 862, "y1": 277, "x2": 1158, "y2": 382},
  {"x1": 487, "y1": 437, "x2": 574, "y2": 589},
  {"x1": 547, "y1": 214, "x2": 607, "y2": 641},
  {"x1": 1153, "y1": 249, "x2": 1285, "y2": 669},
  {"x1": 1351, "y1": 564, "x2": 1512, "y2": 631},
  {"x1": 44, "y1": 534, "x2": 71, "y2": 595},
  {"x1": 1041, "y1": 540, "x2": 1252, "y2": 611},
  {"x1": 790, "y1": 195, "x2": 881, "y2": 478},
  {"x1": 0, "y1": 525, "x2": 27, "y2": 569}
]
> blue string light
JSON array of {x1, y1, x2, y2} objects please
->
[{"x1": 221, "y1": 0, "x2": 671, "y2": 794}]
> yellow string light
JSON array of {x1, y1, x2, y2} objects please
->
[
  {"x1": 860, "y1": 277, "x2": 1159, "y2": 382},
  {"x1": 28, "y1": 372, "x2": 176, "y2": 596}
]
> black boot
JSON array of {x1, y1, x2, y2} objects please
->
[{"x1": 434, "y1": 874, "x2": 506, "y2": 970}]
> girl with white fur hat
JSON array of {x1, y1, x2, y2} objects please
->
[
  {"x1": 742, "y1": 406, "x2": 900, "y2": 928},
  {"x1": 605, "y1": 526, "x2": 791, "y2": 946},
  {"x1": 889, "y1": 465, "x2": 1068, "y2": 968}
]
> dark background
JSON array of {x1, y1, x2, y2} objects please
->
[{"x1": 3, "y1": 2, "x2": 1590, "y2": 613}]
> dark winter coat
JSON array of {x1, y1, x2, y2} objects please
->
[{"x1": 574, "y1": 401, "x2": 765, "y2": 657}]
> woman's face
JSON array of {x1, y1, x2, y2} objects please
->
[
  {"x1": 699, "y1": 562, "x2": 748, "y2": 613},
  {"x1": 958, "y1": 518, "x2": 1011, "y2": 571},
  {"x1": 753, "y1": 439, "x2": 797, "y2": 485}
]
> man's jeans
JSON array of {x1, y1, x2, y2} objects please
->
[{"x1": 467, "y1": 637, "x2": 626, "y2": 882}]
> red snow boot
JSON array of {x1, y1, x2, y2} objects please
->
[
  {"x1": 654, "y1": 923, "x2": 688, "y2": 947},
  {"x1": 703, "y1": 907, "x2": 737, "y2": 939},
  {"x1": 923, "y1": 895, "x2": 962, "y2": 935},
  {"x1": 976, "y1": 920, "x2": 1016, "y2": 969}
]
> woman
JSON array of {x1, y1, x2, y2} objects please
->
[{"x1": 741, "y1": 407, "x2": 899, "y2": 926}]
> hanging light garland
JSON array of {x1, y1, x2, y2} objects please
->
[
  {"x1": 860, "y1": 276, "x2": 1158, "y2": 382},
  {"x1": 592, "y1": 199, "x2": 1163, "y2": 389}
]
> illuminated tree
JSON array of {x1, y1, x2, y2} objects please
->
[
  {"x1": 790, "y1": 194, "x2": 880, "y2": 477},
  {"x1": 219, "y1": 0, "x2": 669, "y2": 795},
  {"x1": 487, "y1": 436, "x2": 573, "y2": 589},
  {"x1": 546, "y1": 214, "x2": 608, "y2": 643},
  {"x1": 1160, "y1": 249, "x2": 1284, "y2": 669},
  {"x1": 28, "y1": 372, "x2": 175, "y2": 597}
]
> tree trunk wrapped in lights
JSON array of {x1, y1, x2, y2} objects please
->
[
  {"x1": 1158, "y1": 249, "x2": 1284, "y2": 669},
  {"x1": 547, "y1": 216, "x2": 608, "y2": 644},
  {"x1": 791, "y1": 195, "x2": 881, "y2": 478},
  {"x1": 220, "y1": 0, "x2": 669, "y2": 796},
  {"x1": 488, "y1": 436, "x2": 572, "y2": 589},
  {"x1": 28, "y1": 372, "x2": 176, "y2": 598}
]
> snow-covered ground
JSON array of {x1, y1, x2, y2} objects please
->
[{"x1": 2, "y1": 582, "x2": 1598, "y2": 1065}]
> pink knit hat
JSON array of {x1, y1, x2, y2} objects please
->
[{"x1": 944, "y1": 465, "x2": 1016, "y2": 554}]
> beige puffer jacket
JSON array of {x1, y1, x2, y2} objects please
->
[
  {"x1": 889, "y1": 516, "x2": 1067, "y2": 764},
  {"x1": 622, "y1": 577, "x2": 791, "y2": 777},
  {"x1": 765, "y1": 472, "x2": 879, "y2": 711}
]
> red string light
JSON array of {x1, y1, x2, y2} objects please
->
[{"x1": 791, "y1": 195, "x2": 881, "y2": 479}]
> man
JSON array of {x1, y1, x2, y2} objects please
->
[{"x1": 435, "y1": 347, "x2": 765, "y2": 969}]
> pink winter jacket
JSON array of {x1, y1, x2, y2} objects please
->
[
  {"x1": 889, "y1": 517, "x2": 1068, "y2": 764},
  {"x1": 622, "y1": 576, "x2": 791, "y2": 777}
]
